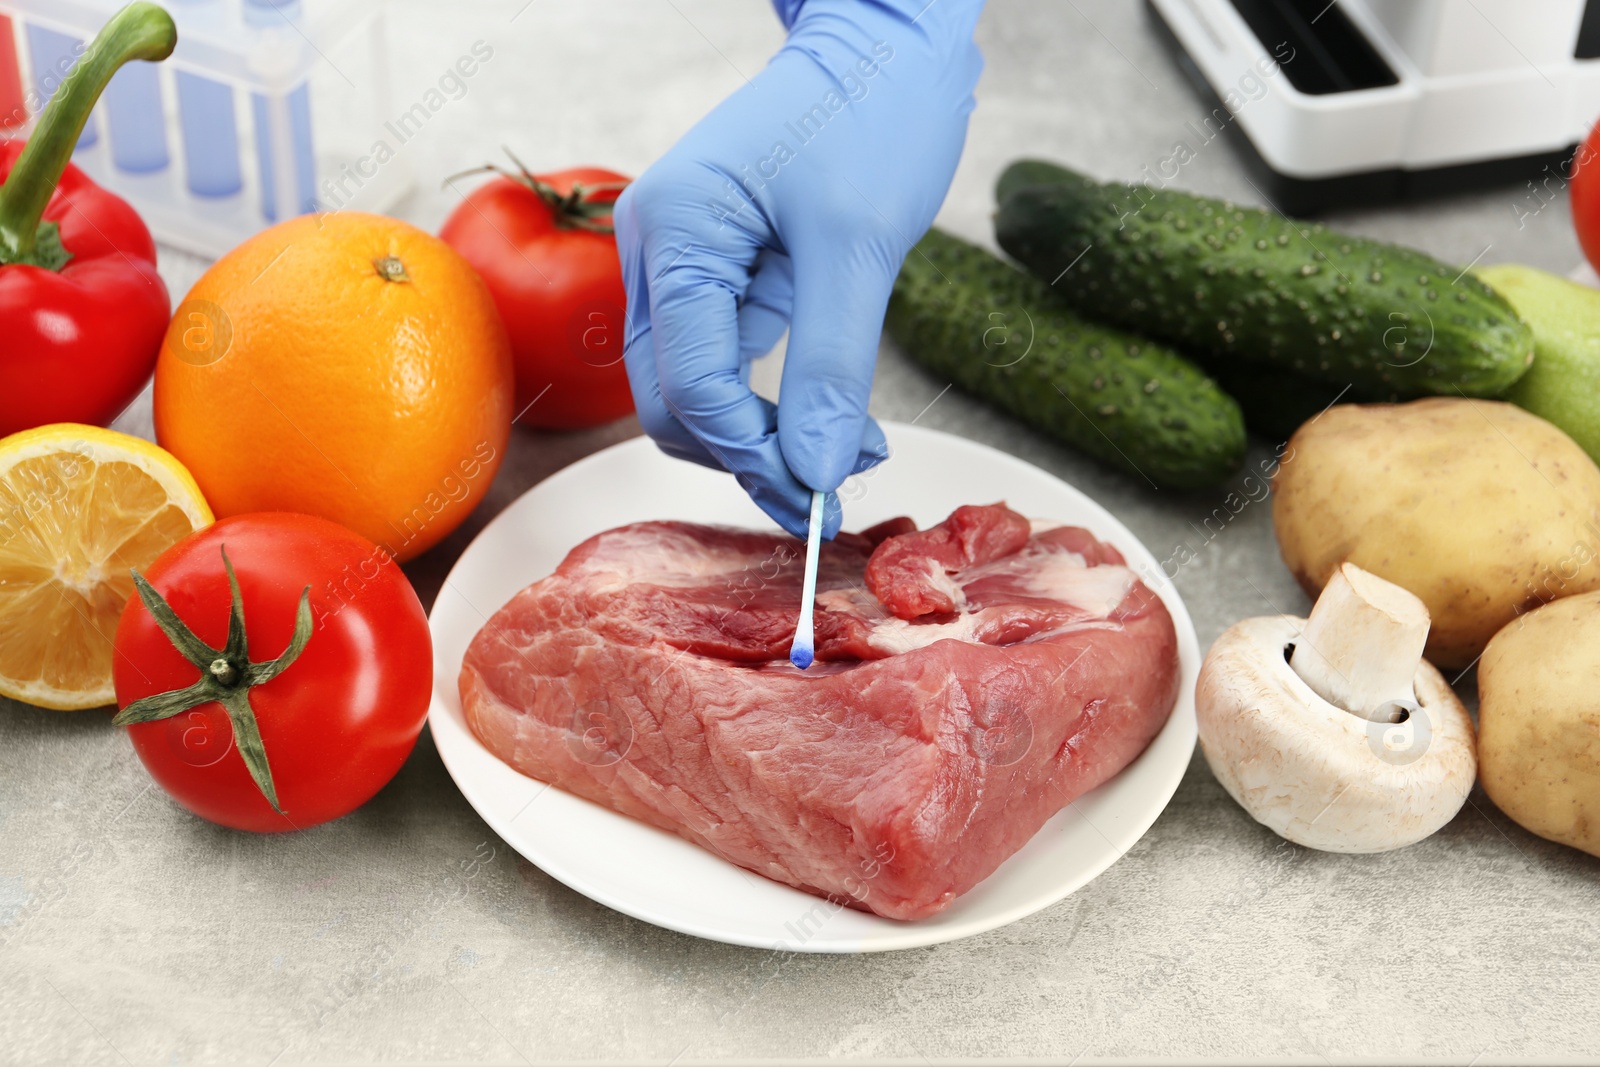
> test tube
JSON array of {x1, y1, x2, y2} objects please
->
[
  {"x1": 25, "y1": 23, "x2": 97, "y2": 149},
  {"x1": 171, "y1": 0, "x2": 242, "y2": 196},
  {"x1": 251, "y1": 83, "x2": 315, "y2": 221},
  {"x1": 176, "y1": 71, "x2": 242, "y2": 195},
  {"x1": 0, "y1": 15, "x2": 24, "y2": 131},
  {"x1": 245, "y1": 0, "x2": 317, "y2": 221},
  {"x1": 105, "y1": 60, "x2": 169, "y2": 172}
]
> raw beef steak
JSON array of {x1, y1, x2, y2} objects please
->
[{"x1": 459, "y1": 504, "x2": 1179, "y2": 921}]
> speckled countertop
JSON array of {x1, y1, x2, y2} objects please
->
[{"x1": 3, "y1": 2, "x2": 1598, "y2": 1064}]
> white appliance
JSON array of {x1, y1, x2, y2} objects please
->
[{"x1": 1147, "y1": 0, "x2": 1600, "y2": 212}]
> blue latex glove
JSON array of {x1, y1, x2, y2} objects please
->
[{"x1": 614, "y1": 0, "x2": 985, "y2": 538}]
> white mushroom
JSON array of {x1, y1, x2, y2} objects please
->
[{"x1": 1196, "y1": 562, "x2": 1477, "y2": 853}]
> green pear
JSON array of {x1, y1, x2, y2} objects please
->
[{"x1": 1476, "y1": 263, "x2": 1600, "y2": 466}]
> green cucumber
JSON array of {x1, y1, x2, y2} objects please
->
[
  {"x1": 993, "y1": 160, "x2": 1534, "y2": 398},
  {"x1": 886, "y1": 228, "x2": 1245, "y2": 488}
]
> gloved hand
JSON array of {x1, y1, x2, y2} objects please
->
[{"x1": 614, "y1": 0, "x2": 986, "y2": 538}]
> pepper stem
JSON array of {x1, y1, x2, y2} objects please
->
[{"x1": 0, "y1": 3, "x2": 176, "y2": 266}]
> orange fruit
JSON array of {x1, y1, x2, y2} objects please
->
[{"x1": 154, "y1": 212, "x2": 513, "y2": 562}]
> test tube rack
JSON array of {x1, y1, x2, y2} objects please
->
[{"x1": 0, "y1": 0, "x2": 411, "y2": 257}]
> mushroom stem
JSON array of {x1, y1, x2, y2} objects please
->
[{"x1": 1289, "y1": 562, "x2": 1430, "y2": 724}]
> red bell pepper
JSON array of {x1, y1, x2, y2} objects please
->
[
  {"x1": 0, "y1": 3, "x2": 176, "y2": 437},
  {"x1": 0, "y1": 16, "x2": 25, "y2": 131}
]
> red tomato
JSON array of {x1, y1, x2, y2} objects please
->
[
  {"x1": 1572, "y1": 125, "x2": 1600, "y2": 273},
  {"x1": 112, "y1": 513, "x2": 432, "y2": 832},
  {"x1": 440, "y1": 164, "x2": 633, "y2": 430}
]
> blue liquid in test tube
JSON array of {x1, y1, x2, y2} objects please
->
[
  {"x1": 171, "y1": 0, "x2": 242, "y2": 196},
  {"x1": 176, "y1": 72, "x2": 242, "y2": 196},
  {"x1": 251, "y1": 84, "x2": 315, "y2": 221},
  {"x1": 245, "y1": 0, "x2": 317, "y2": 221},
  {"x1": 25, "y1": 24, "x2": 96, "y2": 149},
  {"x1": 105, "y1": 62, "x2": 169, "y2": 172}
]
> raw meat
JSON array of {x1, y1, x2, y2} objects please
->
[{"x1": 459, "y1": 503, "x2": 1179, "y2": 921}]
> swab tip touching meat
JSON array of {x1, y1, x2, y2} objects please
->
[{"x1": 790, "y1": 490, "x2": 825, "y2": 671}]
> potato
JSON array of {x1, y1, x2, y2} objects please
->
[
  {"x1": 1479, "y1": 592, "x2": 1600, "y2": 857},
  {"x1": 1272, "y1": 398, "x2": 1600, "y2": 669}
]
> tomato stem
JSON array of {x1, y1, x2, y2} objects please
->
[
  {"x1": 113, "y1": 545, "x2": 313, "y2": 818},
  {"x1": 444, "y1": 149, "x2": 628, "y2": 234},
  {"x1": 0, "y1": 3, "x2": 176, "y2": 270}
]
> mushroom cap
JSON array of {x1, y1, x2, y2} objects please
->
[{"x1": 1196, "y1": 614, "x2": 1477, "y2": 853}]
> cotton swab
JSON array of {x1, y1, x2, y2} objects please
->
[{"x1": 789, "y1": 490, "x2": 824, "y2": 670}]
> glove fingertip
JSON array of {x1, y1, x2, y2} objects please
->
[
  {"x1": 784, "y1": 427, "x2": 864, "y2": 495},
  {"x1": 820, "y1": 492, "x2": 844, "y2": 541},
  {"x1": 852, "y1": 418, "x2": 890, "y2": 477}
]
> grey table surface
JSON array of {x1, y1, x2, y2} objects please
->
[{"x1": 4, "y1": 1, "x2": 1598, "y2": 1064}]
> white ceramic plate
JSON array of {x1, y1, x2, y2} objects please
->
[{"x1": 428, "y1": 422, "x2": 1199, "y2": 952}]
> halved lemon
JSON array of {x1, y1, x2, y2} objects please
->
[{"x1": 0, "y1": 424, "x2": 212, "y2": 710}]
